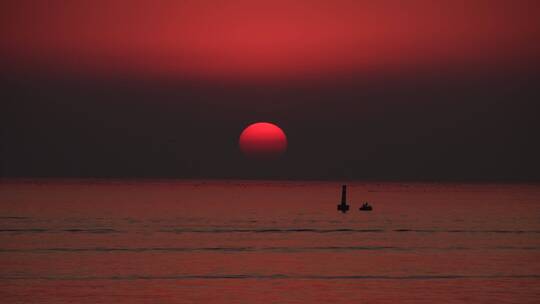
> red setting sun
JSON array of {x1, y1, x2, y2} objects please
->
[{"x1": 239, "y1": 122, "x2": 287, "y2": 159}]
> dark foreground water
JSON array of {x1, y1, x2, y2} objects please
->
[{"x1": 1, "y1": 180, "x2": 539, "y2": 303}]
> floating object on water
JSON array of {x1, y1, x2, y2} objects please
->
[
  {"x1": 337, "y1": 185, "x2": 350, "y2": 213},
  {"x1": 359, "y1": 202, "x2": 373, "y2": 211}
]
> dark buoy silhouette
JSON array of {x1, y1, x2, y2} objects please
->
[{"x1": 337, "y1": 185, "x2": 350, "y2": 213}]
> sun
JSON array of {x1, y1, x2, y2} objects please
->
[{"x1": 239, "y1": 122, "x2": 287, "y2": 159}]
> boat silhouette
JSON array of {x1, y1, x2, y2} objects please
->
[
  {"x1": 337, "y1": 185, "x2": 350, "y2": 213},
  {"x1": 359, "y1": 202, "x2": 373, "y2": 211}
]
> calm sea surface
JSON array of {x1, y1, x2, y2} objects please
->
[{"x1": 1, "y1": 180, "x2": 539, "y2": 303}]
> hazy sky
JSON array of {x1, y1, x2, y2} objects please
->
[{"x1": 2, "y1": 0, "x2": 540, "y2": 180}]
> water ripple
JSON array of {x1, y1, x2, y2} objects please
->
[
  {"x1": 0, "y1": 228, "x2": 121, "y2": 234},
  {"x1": 0, "y1": 216, "x2": 30, "y2": 220},
  {"x1": 1, "y1": 228, "x2": 539, "y2": 234},
  {"x1": 1, "y1": 245, "x2": 538, "y2": 253},
  {"x1": 161, "y1": 228, "x2": 540, "y2": 234},
  {"x1": 1, "y1": 274, "x2": 539, "y2": 281}
]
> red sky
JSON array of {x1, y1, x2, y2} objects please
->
[{"x1": 1, "y1": 0, "x2": 539, "y2": 82}]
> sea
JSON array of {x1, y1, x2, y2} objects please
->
[{"x1": 1, "y1": 180, "x2": 539, "y2": 303}]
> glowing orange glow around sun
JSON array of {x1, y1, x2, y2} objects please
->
[{"x1": 239, "y1": 122, "x2": 287, "y2": 159}]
